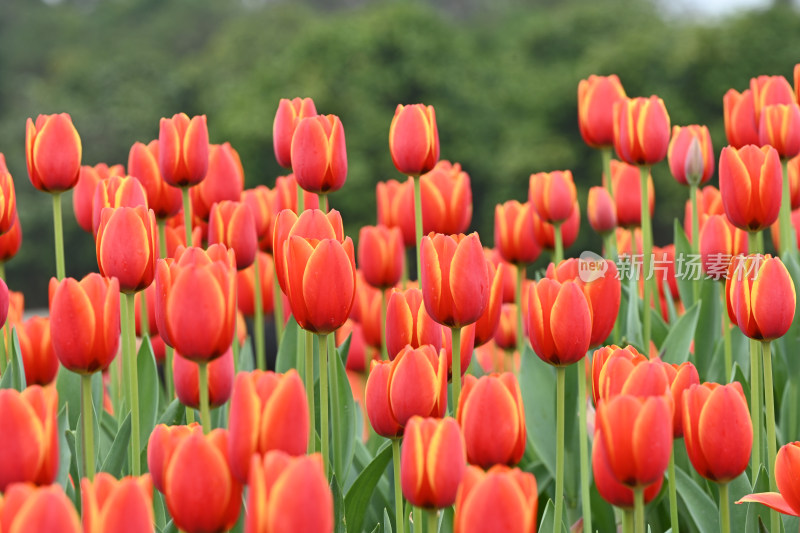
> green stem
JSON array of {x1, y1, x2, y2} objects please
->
[
  {"x1": 380, "y1": 288, "x2": 388, "y2": 362},
  {"x1": 762, "y1": 341, "x2": 780, "y2": 533},
  {"x1": 157, "y1": 218, "x2": 168, "y2": 259},
  {"x1": 401, "y1": 248, "x2": 408, "y2": 290},
  {"x1": 515, "y1": 264, "x2": 527, "y2": 356},
  {"x1": 125, "y1": 292, "x2": 141, "y2": 475},
  {"x1": 185, "y1": 406, "x2": 195, "y2": 424},
  {"x1": 181, "y1": 187, "x2": 192, "y2": 247},
  {"x1": 322, "y1": 193, "x2": 329, "y2": 213},
  {"x1": 320, "y1": 332, "x2": 330, "y2": 478},
  {"x1": 427, "y1": 509, "x2": 438, "y2": 533},
  {"x1": 578, "y1": 357, "x2": 592, "y2": 533},
  {"x1": 779, "y1": 159, "x2": 793, "y2": 256},
  {"x1": 272, "y1": 266, "x2": 284, "y2": 346},
  {"x1": 81, "y1": 373, "x2": 95, "y2": 480},
  {"x1": 622, "y1": 509, "x2": 634, "y2": 533},
  {"x1": 633, "y1": 486, "x2": 645, "y2": 533},
  {"x1": 749, "y1": 338, "x2": 762, "y2": 483},
  {"x1": 198, "y1": 362, "x2": 211, "y2": 434},
  {"x1": 305, "y1": 330, "x2": 316, "y2": 454},
  {"x1": 139, "y1": 290, "x2": 149, "y2": 338},
  {"x1": 413, "y1": 507, "x2": 423, "y2": 533},
  {"x1": 721, "y1": 284, "x2": 733, "y2": 382},
  {"x1": 165, "y1": 345, "x2": 175, "y2": 401},
  {"x1": 554, "y1": 366, "x2": 565, "y2": 533},
  {"x1": 690, "y1": 184, "x2": 700, "y2": 304},
  {"x1": 297, "y1": 182, "x2": 305, "y2": 213},
  {"x1": 413, "y1": 175, "x2": 423, "y2": 282},
  {"x1": 52, "y1": 192, "x2": 65, "y2": 280},
  {"x1": 639, "y1": 166, "x2": 653, "y2": 352},
  {"x1": 232, "y1": 327, "x2": 240, "y2": 372},
  {"x1": 603, "y1": 230, "x2": 619, "y2": 262},
  {"x1": 452, "y1": 326, "x2": 462, "y2": 412},
  {"x1": 392, "y1": 439, "x2": 405, "y2": 533},
  {"x1": 602, "y1": 147, "x2": 614, "y2": 197},
  {"x1": 719, "y1": 482, "x2": 731, "y2": 533},
  {"x1": 668, "y1": 443, "x2": 679, "y2": 533},
  {"x1": 328, "y1": 334, "x2": 342, "y2": 479},
  {"x1": 553, "y1": 222, "x2": 564, "y2": 264},
  {"x1": 253, "y1": 253, "x2": 266, "y2": 371}
]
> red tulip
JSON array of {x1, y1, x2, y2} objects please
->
[
  {"x1": 92, "y1": 174, "x2": 149, "y2": 235},
  {"x1": 592, "y1": 432, "x2": 663, "y2": 509},
  {"x1": 384, "y1": 288, "x2": 443, "y2": 360},
  {"x1": 529, "y1": 170, "x2": 578, "y2": 224},
  {"x1": 420, "y1": 161, "x2": 472, "y2": 235},
  {"x1": 759, "y1": 103, "x2": 800, "y2": 158},
  {"x1": 0, "y1": 154, "x2": 17, "y2": 236},
  {"x1": 25, "y1": 113, "x2": 82, "y2": 192},
  {"x1": 146, "y1": 423, "x2": 196, "y2": 493},
  {"x1": 591, "y1": 345, "x2": 647, "y2": 406},
  {"x1": 364, "y1": 359, "x2": 403, "y2": 438},
  {"x1": 350, "y1": 272, "x2": 384, "y2": 351},
  {"x1": 270, "y1": 174, "x2": 320, "y2": 224},
  {"x1": 389, "y1": 104, "x2": 439, "y2": 175},
  {"x1": 493, "y1": 304, "x2": 517, "y2": 351},
  {"x1": 245, "y1": 451, "x2": 333, "y2": 533},
  {"x1": 471, "y1": 261, "x2": 503, "y2": 347},
  {"x1": 237, "y1": 251, "x2": 275, "y2": 316},
  {"x1": 376, "y1": 178, "x2": 416, "y2": 246},
  {"x1": 685, "y1": 185, "x2": 724, "y2": 243},
  {"x1": 668, "y1": 124, "x2": 715, "y2": 186},
  {"x1": 358, "y1": 225, "x2": 404, "y2": 289},
  {"x1": 96, "y1": 205, "x2": 158, "y2": 293},
  {"x1": 719, "y1": 144, "x2": 782, "y2": 232},
  {"x1": 494, "y1": 201, "x2": 541, "y2": 264},
  {"x1": 787, "y1": 155, "x2": 800, "y2": 210},
  {"x1": 49, "y1": 273, "x2": 120, "y2": 373},
  {"x1": 738, "y1": 441, "x2": 800, "y2": 516},
  {"x1": 129, "y1": 140, "x2": 182, "y2": 219},
  {"x1": 457, "y1": 372, "x2": 526, "y2": 468},
  {"x1": 578, "y1": 74, "x2": 627, "y2": 148},
  {"x1": 241, "y1": 185, "x2": 273, "y2": 242},
  {"x1": 158, "y1": 113, "x2": 209, "y2": 188},
  {"x1": 751, "y1": 75, "x2": 795, "y2": 122},
  {"x1": 442, "y1": 324, "x2": 476, "y2": 379},
  {"x1": 724, "y1": 89, "x2": 760, "y2": 148},
  {"x1": 401, "y1": 416, "x2": 466, "y2": 508},
  {"x1": 190, "y1": 142, "x2": 245, "y2": 221},
  {"x1": 81, "y1": 473, "x2": 154, "y2": 533},
  {"x1": 388, "y1": 345, "x2": 448, "y2": 427},
  {"x1": 659, "y1": 360, "x2": 700, "y2": 438},
  {"x1": 134, "y1": 283, "x2": 158, "y2": 337},
  {"x1": 532, "y1": 202, "x2": 580, "y2": 250},
  {"x1": 272, "y1": 97, "x2": 317, "y2": 169},
  {"x1": 0, "y1": 484, "x2": 80, "y2": 533},
  {"x1": 73, "y1": 165, "x2": 105, "y2": 233},
  {"x1": 683, "y1": 382, "x2": 752, "y2": 482},
  {"x1": 486, "y1": 248, "x2": 518, "y2": 303},
  {"x1": 17, "y1": 316, "x2": 58, "y2": 386},
  {"x1": 290, "y1": 115, "x2": 347, "y2": 194},
  {"x1": 607, "y1": 159, "x2": 654, "y2": 227},
  {"x1": 613, "y1": 96, "x2": 671, "y2": 166},
  {"x1": 587, "y1": 186, "x2": 617, "y2": 235},
  {"x1": 454, "y1": 465, "x2": 538, "y2": 533},
  {"x1": 700, "y1": 214, "x2": 748, "y2": 280},
  {"x1": 208, "y1": 200, "x2": 258, "y2": 270},
  {"x1": 173, "y1": 347, "x2": 234, "y2": 409},
  {"x1": 527, "y1": 277, "x2": 591, "y2": 366},
  {"x1": 420, "y1": 232, "x2": 490, "y2": 328},
  {"x1": 336, "y1": 319, "x2": 379, "y2": 372}
]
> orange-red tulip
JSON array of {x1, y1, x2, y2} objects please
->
[
  {"x1": 245, "y1": 451, "x2": 333, "y2": 533},
  {"x1": 337, "y1": 319, "x2": 379, "y2": 372},
  {"x1": 358, "y1": 225, "x2": 404, "y2": 289},
  {"x1": 532, "y1": 202, "x2": 580, "y2": 250},
  {"x1": 486, "y1": 248, "x2": 517, "y2": 303},
  {"x1": 290, "y1": 115, "x2": 347, "y2": 194},
  {"x1": 683, "y1": 382, "x2": 752, "y2": 482},
  {"x1": 389, "y1": 104, "x2": 439, "y2": 175},
  {"x1": 388, "y1": 345, "x2": 448, "y2": 427},
  {"x1": 134, "y1": 283, "x2": 158, "y2": 337},
  {"x1": 146, "y1": 423, "x2": 196, "y2": 493},
  {"x1": 0, "y1": 385, "x2": 58, "y2": 491},
  {"x1": 92, "y1": 174, "x2": 149, "y2": 235},
  {"x1": 228, "y1": 369, "x2": 309, "y2": 483},
  {"x1": 685, "y1": 185, "x2": 724, "y2": 243},
  {"x1": 401, "y1": 416, "x2": 466, "y2": 508},
  {"x1": 96, "y1": 205, "x2": 158, "y2": 293},
  {"x1": 364, "y1": 359, "x2": 403, "y2": 438},
  {"x1": 595, "y1": 352, "x2": 671, "y2": 404},
  {"x1": 719, "y1": 144, "x2": 782, "y2": 232},
  {"x1": 751, "y1": 75, "x2": 795, "y2": 122},
  {"x1": 173, "y1": 347, "x2": 234, "y2": 409},
  {"x1": 190, "y1": 142, "x2": 245, "y2": 221},
  {"x1": 350, "y1": 272, "x2": 384, "y2": 350},
  {"x1": 759, "y1": 103, "x2": 800, "y2": 158},
  {"x1": 242, "y1": 185, "x2": 273, "y2": 242},
  {"x1": 668, "y1": 124, "x2": 715, "y2": 186},
  {"x1": 129, "y1": 140, "x2": 182, "y2": 219},
  {"x1": 529, "y1": 170, "x2": 578, "y2": 224},
  {"x1": 17, "y1": 316, "x2": 58, "y2": 386},
  {"x1": 591, "y1": 345, "x2": 647, "y2": 406},
  {"x1": 420, "y1": 232, "x2": 490, "y2": 329},
  {"x1": 0, "y1": 154, "x2": 17, "y2": 236},
  {"x1": 527, "y1": 277, "x2": 591, "y2": 366},
  {"x1": 272, "y1": 97, "x2": 317, "y2": 169},
  {"x1": 613, "y1": 96, "x2": 671, "y2": 166},
  {"x1": 384, "y1": 288, "x2": 443, "y2": 360},
  {"x1": 158, "y1": 113, "x2": 209, "y2": 188},
  {"x1": 699, "y1": 214, "x2": 748, "y2": 280},
  {"x1": 587, "y1": 186, "x2": 617, "y2": 235},
  {"x1": 237, "y1": 251, "x2": 275, "y2": 316},
  {"x1": 208, "y1": 200, "x2": 258, "y2": 270},
  {"x1": 0, "y1": 484, "x2": 80, "y2": 533},
  {"x1": 73, "y1": 165, "x2": 104, "y2": 233},
  {"x1": 493, "y1": 304, "x2": 517, "y2": 351},
  {"x1": 442, "y1": 323, "x2": 476, "y2": 379},
  {"x1": 607, "y1": 159, "x2": 654, "y2": 227},
  {"x1": 724, "y1": 89, "x2": 760, "y2": 148},
  {"x1": 25, "y1": 113, "x2": 82, "y2": 192},
  {"x1": 771, "y1": 207, "x2": 800, "y2": 252},
  {"x1": 6, "y1": 289, "x2": 23, "y2": 327},
  {"x1": 376, "y1": 178, "x2": 416, "y2": 247},
  {"x1": 738, "y1": 441, "x2": 800, "y2": 516},
  {"x1": 454, "y1": 465, "x2": 537, "y2": 533},
  {"x1": 154, "y1": 244, "x2": 237, "y2": 362},
  {"x1": 578, "y1": 74, "x2": 627, "y2": 148},
  {"x1": 494, "y1": 201, "x2": 541, "y2": 265},
  {"x1": 592, "y1": 432, "x2": 663, "y2": 509},
  {"x1": 81, "y1": 473, "x2": 154, "y2": 533},
  {"x1": 420, "y1": 161, "x2": 472, "y2": 235},
  {"x1": 660, "y1": 360, "x2": 700, "y2": 438},
  {"x1": 457, "y1": 373, "x2": 525, "y2": 468},
  {"x1": 471, "y1": 261, "x2": 503, "y2": 347},
  {"x1": 49, "y1": 273, "x2": 120, "y2": 373}
]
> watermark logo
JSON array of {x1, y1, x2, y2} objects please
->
[{"x1": 579, "y1": 251, "x2": 608, "y2": 282}]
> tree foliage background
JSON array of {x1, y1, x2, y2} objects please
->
[{"x1": 1, "y1": 0, "x2": 798, "y2": 306}]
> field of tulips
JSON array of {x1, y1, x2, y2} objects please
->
[{"x1": 4, "y1": 63, "x2": 800, "y2": 533}]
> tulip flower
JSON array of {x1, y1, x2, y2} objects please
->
[
  {"x1": 0, "y1": 385, "x2": 58, "y2": 491},
  {"x1": 208, "y1": 200, "x2": 258, "y2": 270},
  {"x1": 358, "y1": 225, "x2": 404, "y2": 289},
  {"x1": 532, "y1": 202, "x2": 581, "y2": 250},
  {"x1": 493, "y1": 304, "x2": 517, "y2": 351},
  {"x1": 486, "y1": 248, "x2": 517, "y2": 304},
  {"x1": 587, "y1": 186, "x2": 617, "y2": 235},
  {"x1": 17, "y1": 316, "x2": 58, "y2": 386},
  {"x1": 401, "y1": 416, "x2": 466, "y2": 509},
  {"x1": 578, "y1": 74, "x2": 627, "y2": 148},
  {"x1": 364, "y1": 359, "x2": 403, "y2": 439},
  {"x1": 719, "y1": 144, "x2": 782, "y2": 232},
  {"x1": 242, "y1": 185, "x2": 273, "y2": 242},
  {"x1": 494, "y1": 201, "x2": 541, "y2": 265},
  {"x1": 454, "y1": 464, "x2": 538, "y2": 533},
  {"x1": 128, "y1": 140, "x2": 182, "y2": 219},
  {"x1": 0, "y1": 155, "x2": 17, "y2": 236},
  {"x1": 173, "y1": 347, "x2": 234, "y2": 409},
  {"x1": 420, "y1": 161, "x2": 472, "y2": 235},
  {"x1": 228, "y1": 369, "x2": 310, "y2": 483},
  {"x1": 685, "y1": 185, "x2": 724, "y2": 243},
  {"x1": 73, "y1": 165, "x2": 104, "y2": 233},
  {"x1": 759, "y1": 103, "x2": 800, "y2": 159},
  {"x1": 607, "y1": 159, "x2": 654, "y2": 228},
  {"x1": 91, "y1": 174, "x2": 149, "y2": 235},
  {"x1": 613, "y1": 96, "x2": 670, "y2": 166},
  {"x1": 81, "y1": 473, "x2": 155, "y2": 533},
  {"x1": 337, "y1": 319, "x2": 378, "y2": 372},
  {"x1": 389, "y1": 345, "x2": 448, "y2": 427},
  {"x1": 529, "y1": 170, "x2": 578, "y2": 225},
  {"x1": 290, "y1": 114, "x2": 347, "y2": 194},
  {"x1": 389, "y1": 104, "x2": 439, "y2": 176},
  {"x1": 660, "y1": 360, "x2": 700, "y2": 438},
  {"x1": 700, "y1": 214, "x2": 748, "y2": 280},
  {"x1": 470, "y1": 261, "x2": 503, "y2": 347},
  {"x1": 158, "y1": 113, "x2": 209, "y2": 188},
  {"x1": 738, "y1": 441, "x2": 800, "y2": 516},
  {"x1": 0, "y1": 484, "x2": 81, "y2": 533},
  {"x1": 96, "y1": 205, "x2": 158, "y2": 293},
  {"x1": 751, "y1": 75, "x2": 795, "y2": 122},
  {"x1": 457, "y1": 373, "x2": 525, "y2": 468},
  {"x1": 350, "y1": 272, "x2": 385, "y2": 352},
  {"x1": 591, "y1": 345, "x2": 647, "y2": 406},
  {"x1": 668, "y1": 124, "x2": 715, "y2": 186},
  {"x1": 190, "y1": 142, "x2": 245, "y2": 221},
  {"x1": 270, "y1": 174, "x2": 320, "y2": 234},
  {"x1": 246, "y1": 451, "x2": 333, "y2": 533},
  {"x1": 376, "y1": 178, "x2": 416, "y2": 247},
  {"x1": 272, "y1": 97, "x2": 317, "y2": 169},
  {"x1": 25, "y1": 113, "x2": 82, "y2": 193},
  {"x1": 527, "y1": 277, "x2": 592, "y2": 366},
  {"x1": 384, "y1": 288, "x2": 443, "y2": 360},
  {"x1": 237, "y1": 251, "x2": 274, "y2": 316},
  {"x1": 724, "y1": 89, "x2": 760, "y2": 148},
  {"x1": 592, "y1": 433, "x2": 663, "y2": 510}
]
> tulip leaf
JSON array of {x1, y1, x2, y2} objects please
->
[
  {"x1": 137, "y1": 336, "x2": 159, "y2": 453},
  {"x1": 331, "y1": 473, "x2": 346, "y2": 533},
  {"x1": 0, "y1": 328, "x2": 25, "y2": 391},
  {"x1": 157, "y1": 397, "x2": 187, "y2": 427},
  {"x1": 100, "y1": 412, "x2": 131, "y2": 477},
  {"x1": 56, "y1": 404, "x2": 71, "y2": 488},
  {"x1": 538, "y1": 499, "x2": 568, "y2": 533},
  {"x1": 729, "y1": 471, "x2": 754, "y2": 533},
  {"x1": 162, "y1": 520, "x2": 178, "y2": 533},
  {"x1": 623, "y1": 278, "x2": 643, "y2": 351},
  {"x1": 693, "y1": 278, "x2": 722, "y2": 367},
  {"x1": 744, "y1": 465, "x2": 771, "y2": 533},
  {"x1": 153, "y1": 492, "x2": 167, "y2": 531},
  {"x1": 675, "y1": 465, "x2": 719, "y2": 533},
  {"x1": 239, "y1": 336, "x2": 254, "y2": 373},
  {"x1": 784, "y1": 516, "x2": 800, "y2": 533},
  {"x1": 56, "y1": 367, "x2": 103, "y2": 430},
  {"x1": 276, "y1": 317, "x2": 299, "y2": 373},
  {"x1": 673, "y1": 218, "x2": 694, "y2": 307},
  {"x1": 384, "y1": 509, "x2": 393, "y2": 533},
  {"x1": 659, "y1": 300, "x2": 701, "y2": 364},
  {"x1": 519, "y1": 345, "x2": 556, "y2": 478},
  {"x1": 437, "y1": 507, "x2": 454, "y2": 533},
  {"x1": 369, "y1": 524, "x2": 381, "y2": 533},
  {"x1": 329, "y1": 334, "x2": 357, "y2": 485},
  {"x1": 344, "y1": 441, "x2": 393, "y2": 533},
  {"x1": 779, "y1": 377, "x2": 800, "y2": 443},
  {"x1": 65, "y1": 429, "x2": 82, "y2": 513}
]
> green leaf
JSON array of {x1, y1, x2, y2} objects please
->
[
  {"x1": 240, "y1": 336, "x2": 255, "y2": 372},
  {"x1": 56, "y1": 404, "x2": 71, "y2": 488},
  {"x1": 729, "y1": 472, "x2": 753, "y2": 533},
  {"x1": 519, "y1": 345, "x2": 556, "y2": 478},
  {"x1": 673, "y1": 218, "x2": 694, "y2": 307},
  {"x1": 659, "y1": 300, "x2": 701, "y2": 364},
  {"x1": 332, "y1": 473, "x2": 346, "y2": 533},
  {"x1": 65, "y1": 430, "x2": 82, "y2": 513},
  {"x1": 100, "y1": 412, "x2": 131, "y2": 477},
  {"x1": 438, "y1": 507, "x2": 454, "y2": 533},
  {"x1": 345, "y1": 441, "x2": 393, "y2": 533},
  {"x1": 693, "y1": 278, "x2": 722, "y2": 368},
  {"x1": 384, "y1": 509, "x2": 393, "y2": 533},
  {"x1": 676, "y1": 465, "x2": 719, "y2": 533},
  {"x1": 276, "y1": 317, "x2": 299, "y2": 373},
  {"x1": 0, "y1": 328, "x2": 26, "y2": 391},
  {"x1": 538, "y1": 499, "x2": 567, "y2": 533},
  {"x1": 156, "y1": 398, "x2": 187, "y2": 427},
  {"x1": 745, "y1": 465, "x2": 771, "y2": 533},
  {"x1": 57, "y1": 369, "x2": 103, "y2": 430},
  {"x1": 624, "y1": 277, "x2": 644, "y2": 350},
  {"x1": 137, "y1": 337, "x2": 159, "y2": 453},
  {"x1": 329, "y1": 334, "x2": 356, "y2": 484}
]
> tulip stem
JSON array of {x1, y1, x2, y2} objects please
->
[
  {"x1": 401, "y1": 248, "x2": 408, "y2": 290},
  {"x1": 413, "y1": 507, "x2": 423, "y2": 533},
  {"x1": 578, "y1": 357, "x2": 592, "y2": 533},
  {"x1": 689, "y1": 184, "x2": 700, "y2": 304},
  {"x1": 328, "y1": 333, "x2": 343, "y2": 480},
  {"x1": 158, "y1": 219, "x2": 175, "y2": 400},
  {"x1": 413, "y1": 175, "x2": 423, "y2": 282},
  {"x1": 52, "y1": 192, "x2": 65, "y2": 280},
  {"x1": 622, "y1": 509, "x2": 633, "y2": 533},
  {"x1": 749, "y1": 337, "x2": 762, "y2": 483},
  {"x1": 181, "y1": 187, "x2": 192, "y2": 247},
  {"x1": 297, "y1": 182, "x2": 305, "y2": 213},
  {"x1": 452, "y1": 326, "x2": 462, "y2": 412},
  {"x1": 392, "y1": 439, "x2": 405, "y2": 533},
  {"x1": 633, "y1": 486, "x2": 645, "y2": 533},
  {"x1": 553, "y1": 222, "x2": 564, "y2": 264},
  {"x1": 719, "y1": 482, "x2": 731, "y2": 533},
  {"x1": 272, "y1": 267, "x2": 284, "y2": 346},
  {"x1": 253, "y1": 253, "x2": 266, "y2": 371},
  {"x1": 198, "y1": 362, "x2": 211, "y2": 434},
  {"x1": 602, "y1": 147, "x2": 614, "y2": 198},
  {"x1": 720, "y1": 284, "x2": 733, "y2": 382},
  {"x1": 554, "y1": 366, "x2": 565, "y2": 533},
  {"x1": 305, "y1": 330, "x2": 316, "y2": 454},
  {"x1": 125, "y1": 292, "x2": 141, "y2": 475},
  {"x1": 779, "y1": 159, "x2": 793, "y2": 256},
  {"x1": 427, "y1": 509, "x2": 438, "y2": 533},
  {"x1": 667, "y1": 443, "x2": 679, "y2": 533},
  {"x1": 762, "y1": 341, "x2": 780, "y2": 533},
  {"x1": 515, "y1": 264, "x2": 527, "y2": 357},
  {"x1": 81, "y1": 373, "x2": 95, "y2": 481},
  {"x1": 380, "y1": 288, "x2": 388, "y2": 362},
  {"x1": 319, "y1": 332, "x2": 330, "y2": 478},
  {"x1": 639, "y1": 166, "x2": 653, "y2": 352}
]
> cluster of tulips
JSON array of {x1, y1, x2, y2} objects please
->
[{"x1": 3, "y1": 61, "x2": 800, "y2": 533}]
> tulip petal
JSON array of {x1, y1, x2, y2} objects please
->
[{"x1": 737, "y1": 492, "x2": 800, "y2": 516}]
